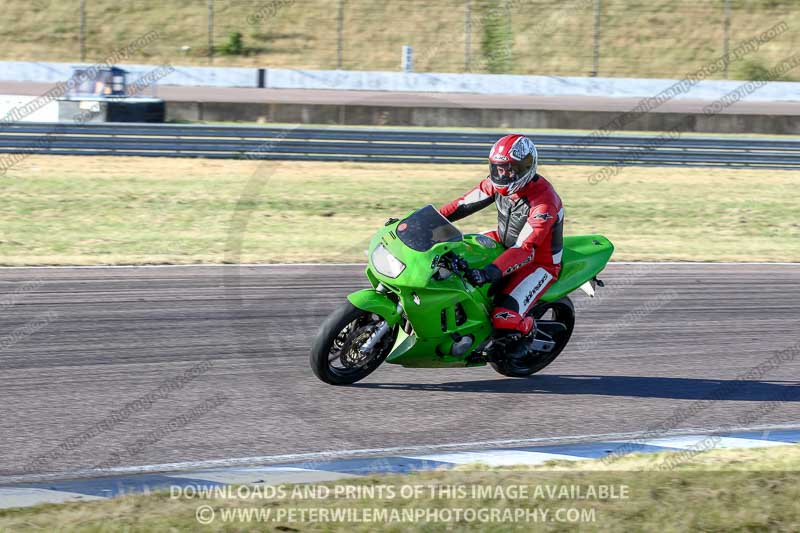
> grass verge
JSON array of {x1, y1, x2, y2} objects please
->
[
  {"x1": 1, "y1": 445, "x2": 798, "y2": 531},
  {"x1": 1, "y1": 155, "x2": 798, "y2": 265}
]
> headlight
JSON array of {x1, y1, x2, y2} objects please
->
[{"x1": 371, "y1": 244, "x2": 406, "y2": 278}]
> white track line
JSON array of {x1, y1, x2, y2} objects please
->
[
  {"x1": 0, "y1": 261, "x2": 797, "y2": 270},
  {"x1": 403, "y1": 450, "x2": 586, "y2": 466},
  {"x1": 2, "y1": 422, "x2": 798, "y2": 485},
  {"x1": 629, "y1": 436, "x2": 789, "y2": 450}
]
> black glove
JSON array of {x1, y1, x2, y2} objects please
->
[
  {"x1": 450, "y1": 256, "x2": 469, "y2": 272},
  {"x1": 465, "y1": 264, "x2": 502, "y2": 286}
]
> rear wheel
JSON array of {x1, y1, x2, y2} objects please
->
[
  {"x1": 490, "y1": 297, "x2": 575, "y2": 378},
  {"x1": 310, "y1": 301, "x2": 398, "y2": 385}
]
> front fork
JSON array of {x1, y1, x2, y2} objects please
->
[{"x1": 359, "y1": 321, "x2": 391, "y2": 354}]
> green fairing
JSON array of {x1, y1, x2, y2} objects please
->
[
  {"x1": 539, "y1": 234, "x2": 614, "y2": 301},
  {"x1": 348, "y1": 206, "x2": 614, "y2": 368},
  {"x1": 346, "y1": 289, "x2": 402, "y2": 326}
]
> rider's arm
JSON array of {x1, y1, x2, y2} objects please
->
[
  {"x1": 438, "y1": 178, "x2": 496, "y2": 222},
  {"x1": 492, "y1": 203, "x2": 559, "y2": 276}
]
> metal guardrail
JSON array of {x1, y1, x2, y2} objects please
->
[{"x1": 1, "y1": 122, "x2": 800, "y2": 169}]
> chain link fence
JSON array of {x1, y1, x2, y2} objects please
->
[{"x1": 6, "y1": 0, "x2": 799, "y2": 79}]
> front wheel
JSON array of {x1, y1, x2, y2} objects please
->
[
  {"x1": 490, "y1": 297, "x2": 575, "y2": 378},
  {"x1": 310, "y1": 301, "x2": 398, "y2": 385}
]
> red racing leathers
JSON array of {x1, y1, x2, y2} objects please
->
[{"x1": 439, "y1": 174, "x2": 564, "y2": 334}]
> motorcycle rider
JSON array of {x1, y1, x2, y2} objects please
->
[{"x1": 438, "y1": 134, "x2": 563, "y2": 357}]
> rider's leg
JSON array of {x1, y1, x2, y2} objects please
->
[{"x1": 490, "y1": 263, "x2": 560, "y2": 336}]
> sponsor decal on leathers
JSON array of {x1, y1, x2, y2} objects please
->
[
  {"x1": 523, "y1": 275, "x2": 549, "y2": 306},
  {"x1": 504, "y1": 253, "x2": 533, "y2": 275}
]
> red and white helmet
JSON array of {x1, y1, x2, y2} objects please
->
[{"x1": 488, "y1": 134, "x2": 538, "y2": 195}]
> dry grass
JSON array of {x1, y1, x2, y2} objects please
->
[
  {"x1": 1, "y1": 154, "x2": 798, "y2": 265},
  {"x1": 0, "y1": 445, "x2": 799, "y2": 531},
  {"x1": 1, "y1": 0, "x2": 798, "y2": 78}
]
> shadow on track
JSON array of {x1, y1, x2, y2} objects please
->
[{"x1": 353, "y1": 374, "x2": 800, "y2": 401}]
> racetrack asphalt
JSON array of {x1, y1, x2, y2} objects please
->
[{"x1": 0, "y1": 263, "x2": 798, "y2": 481}]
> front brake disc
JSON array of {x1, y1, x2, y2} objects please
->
[{"x1": 340, "y1": 327, "x2": 375, "y2": 368}]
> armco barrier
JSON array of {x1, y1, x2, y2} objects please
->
[{"x1": 1, "y1": 122, "x2": 800, "y2": 169}]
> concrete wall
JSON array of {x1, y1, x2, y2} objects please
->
[
  {"x1": 262, "y1": 68, "x2": 800, "y2": 103},
  {"x1": 166, "y1": 101, "x2": 800, "y2": 135},
  {"x1": 2, "y1": 60, "x2": 800, "y2": 102},
  {"x1": 2, "y1": 60, "x2": 797, "y2": 134},
  {"x1": 0, "y1": 61, "x2": 256, "y2": 90},
  {"x1": 0, "y1": 94, "x2": 58, "y2": 122}
]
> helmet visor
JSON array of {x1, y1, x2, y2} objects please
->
[{"x1": 489, "y1": 162, "x2": 520, "y2": 187}]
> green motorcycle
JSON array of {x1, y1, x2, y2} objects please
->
[{"x1": 311, "y1": 205, "x2": 614, "y2": 385}]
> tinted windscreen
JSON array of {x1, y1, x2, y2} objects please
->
[{"x1": 395, "y1": 205, "x2": 462, "y2": 251}]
